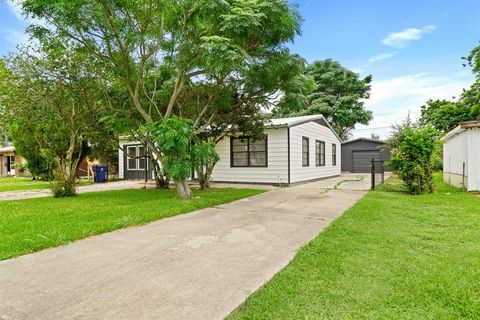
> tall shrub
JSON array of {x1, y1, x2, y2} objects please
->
[{"x1": 386, "y1": 125, "x2": 439, "y2": 195}]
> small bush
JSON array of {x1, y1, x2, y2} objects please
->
[
  {"x1": 387, "y1": 125, "x2": 439, "y2": 195},
  {"x1": 51, "y1": 178, "x2": 77, "y2": 197}
]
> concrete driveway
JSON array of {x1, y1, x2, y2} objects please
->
[{"x1": 0, "y1": 175, "x2": 368, "y2": 320}]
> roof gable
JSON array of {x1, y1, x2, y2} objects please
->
[
  {"x1": 341, "y1": 137, "x2": 384, "y2": 145},
  {"x1": 267, "y1": 115, "x2": 341, "y2": 141}
]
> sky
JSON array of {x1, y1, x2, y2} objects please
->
[
  {"x1": 1, "y1": 0, "x2": 480, "y2": 139},
  {"x1": 290, "y1": 0, "x2": 480, "y2": 138}
]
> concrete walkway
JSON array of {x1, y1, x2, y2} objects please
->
[{"x1": 0, "y1": 175, "x2": 368, "y2": 320}]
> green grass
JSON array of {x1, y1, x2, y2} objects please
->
[
  {"x1": 0, "y1": 177, "x2": 51, "y2": 192},
  {"x1": 0, "y1": 177, "x2": 92, "y2": 192},
  {"x1": 228, "y1": 173, "x2": 480, "y2": 320},
  {"x1": 0, "y1": 188, "x2": 264, "y2": 260}
]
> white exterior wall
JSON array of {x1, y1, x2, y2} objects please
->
[
  {"x1": 118, "y1": 138, "x2": 129, "y2": 179},
  {"x1": 210, "y1": 127, "x2": 289, "y2": 184},
  {"x1": 443, "y1": 128, "x2": 480, "y2": 191},
  {"x1": 289, "y1": 122, "x2": 341, "y2": 183},
  {"x1": 467, "y1": 128, "x2": 480, "y2": 191},
  {"x1": 443, "y1": 132, "x2": 468, "y2": 176}
]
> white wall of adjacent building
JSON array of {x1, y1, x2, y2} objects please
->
[
  {"x1": 467, "y1": 128, "x2": 480, "y2": 191},
  {"x1": 443, "y1": 127, "x2": 480, "y2": 191}
]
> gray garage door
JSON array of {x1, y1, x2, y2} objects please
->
[{"x1": 352, "y1": 150, "x2": 381, "y2": 173}]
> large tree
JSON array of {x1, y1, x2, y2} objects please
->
[
  {"x1": 420, "y1": 97, "x2": 480, "y2": 133},
  {"x1": 1, "y1": 44, "x2": 112, "y2": 195},
  {"x1": 22, "y1": 0, "x2": 303, "y2": 198},
  {"x1": 419, "y1": 44, "x2": 480, "y2": 133},
  {"x1": 273, "y1": 59, "x2": 373, "y2": 140}
]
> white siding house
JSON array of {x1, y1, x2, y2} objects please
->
[
  {"x1": 211, "y1": 115, "x2": 341, "y2": 185},
  {"x1": 118, "y1": 115, "x2": 342, "y2": 186},
  {"x1": 288, "y1": 120, "x2": 341, "y2": 183},
  {"x1": 443, "y1": 121, "x2": 480, "y2": 191}
]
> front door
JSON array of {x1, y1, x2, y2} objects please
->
[{"x1": 6, "y1": 155, "x2": 15, "y2": 175}]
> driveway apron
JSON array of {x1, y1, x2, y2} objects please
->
[{"x1": 0, "y1": 175, "x2": 368, "y2": 320}]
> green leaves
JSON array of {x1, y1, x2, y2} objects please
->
[
  {"x1": 19, "y1": 0, "x2": 304, "y2": 197},
  {"x1": 143, "y1": 117, "x2": 193, "y2": 181},
  {"x1": 274, "y1": 59, "x2": 373, "y2": 140},
  {"x1": 386, "y1": 125, "x2": 440, "y2": 195},
  {"x1": 420, "y1": 85, "x2": 480, "y2": 133}
]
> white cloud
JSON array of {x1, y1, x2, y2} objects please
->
[
  {"x1": 350, "y1": 67, "x2": 364, "y2": 74},
  {"x1": 1, "y1": 1, "x2": 45, "y2": 52},
  {"x1": 350, "y1": 73, "x2": 472, "y2": 139},
  {"x1": 5, "y1": 1, "x2": 29, "y2": 22},
  {"x1": 6, "y1": 0, "x2": 45, "y2": 25},
  {"x1": 1, "y1": 27, "x2": 29, "y2": 46},
  {"x1": 382, "y1": 25, "x2": 436, "y2": 48},
  {"x1": 368, "y1": 52, "x2": 398, "y2": 63}
]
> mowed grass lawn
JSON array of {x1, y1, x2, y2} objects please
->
[
  {"x1": 0, "y1": 177, "x2": 92, "y2": 192},
  {"x1": 229, "y1": 174, "x2": 480, "y2": 319},
  {"x1": 0, "y1": 177, "x2": 51, "y2": 192},
  {"x1": 0, "y1": 188, "x2": 263, "y2": 260}
]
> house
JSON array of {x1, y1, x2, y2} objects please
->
[
  {"x1": 118, "y1": 115, "x2": 342, "y2": 185},
  {"x1": 341, "y1": 138, "x2": 391, "y2": 173},
  {"x1": 0, "y1": 145, "x2": 25, "y2": 176},
  {"x1": 0, "y1": 144, "x2": 91, "y2": 178},
  {"x1": 443, "y1": 120, "x2": 480, "y2": 191}
]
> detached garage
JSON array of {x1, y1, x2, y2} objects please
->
[{"x1": 341, "y1": 138, "x2": 391, "y2": 173}]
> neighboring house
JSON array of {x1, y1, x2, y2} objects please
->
[
  {"x1": 0, "y1": 145, "x2": 25, "y2": 176},
  {"x1": 341, "y1": 138, "x2": 391, "y2": 173},
  {"x1": 0, "y1": 144, "x2": 90, "y2": 178},
  {"x1": 443, "y1": 120, "x2": 480, "y2": 192},
  {"x1": 118, "y1": 115, "x2": 342, "y2": 185}
]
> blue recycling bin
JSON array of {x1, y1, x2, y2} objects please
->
[{"x1": 93, "y1": 165, "x2": 108, "y2": 183}]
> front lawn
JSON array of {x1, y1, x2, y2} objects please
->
[
  {"x1": 0, "y1": 188, "x2": 264, "y2": 260},
  {"x1": 229, "y1": 174, "x2": 480, "y2": 319},
  {"x1": 0, "y1": 177, "x2": 92, "y2": 192},
  {"x1": 0, "y1": 177, "x2": 51, "y2": 192}
]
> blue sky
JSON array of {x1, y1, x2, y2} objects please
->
[
  {"x1": 1, "y1": 0, "x2": 480, "y2": 138},
  {"x1": 291, "y1": 0, "x2": 480, "y2": 137}
]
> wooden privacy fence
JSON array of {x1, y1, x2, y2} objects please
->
[{"x1": 371, "y1": 159, "x2": 385, "y2": 190}]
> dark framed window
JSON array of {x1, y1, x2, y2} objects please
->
[
  {"x1": 332, "y1": 143, "x2": 337, "y2": 166},
  {"x1": 302, "y1": 136, "x2": 309, "y2": 167},
  {"x1": 126, "y1": 146, "x2": 137, "y2": 170},
  {"x1": 126, "y1": 145, "x2": 147, "y2": 171},
  {"x1": 315, "y1": 140, "x2": 325, "y2": 166},
  {"x1": 231, "y1": 136, "x2": 268, "y2": 167}
]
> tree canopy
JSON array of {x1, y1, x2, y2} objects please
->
[
  {"x1": 420, "y1": 97, "x2": 480, "y2": 133},
  {"x1": 1, "y1": 44, "x2": 114, "y2": 194},
  {"x1": 273, "y1": 59, "x2": 373, "y2": 140},
  {"x1": 420, "y1": 43, "x2": 480, "y2": 133},
  {"x1": 21, "y1": 0, "x2": 304, "y2": 198}
]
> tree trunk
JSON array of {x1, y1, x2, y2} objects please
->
[
  {"x1": 175, "y1": 180, "x2": 192, "y2": 199},
  {"x1": 53, "y1": 156, "x2": 80, "y2": 197},
  {"x1": 52, "y1": 130, "x2": 82, "y2": 197},
  {"x1": 199, "y1": 159, "x2": 218, "y2": 190}
]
